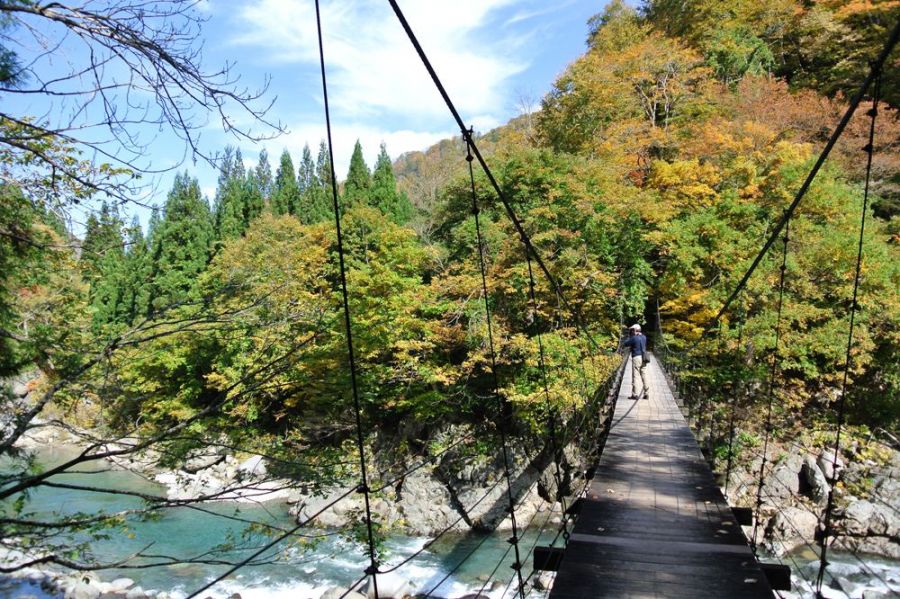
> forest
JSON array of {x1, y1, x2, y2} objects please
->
[{"x1": 0, "y1": 0, "x2": 898, "y2": 576}]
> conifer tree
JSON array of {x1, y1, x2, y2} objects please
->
[
  {"x1": 314, "y1": 140, "x2": 336, "y2": 220},
  {"x1": 254, "y1": 149, "x2": 274, "y2": 202},
  {"x1": 146, "y1": 206, "x2": 162, "y2": 247},
  {"x1": 271, "y1": 149, "x2": 301, "y2": 216},
  {"x1": 83, "y1": 202, "x2": 127, "y2": 327},
  {"x1": 297, "y1": 144, "x2": 315, "y2": 195},
  {"x1": 81, "y1": 201, "x2": 125, "y2": 277},
  {"x1": 214, "y1": 147, "x2": 248, "y2": 240},
  {"x1": 121, "y1": 215, "x2": 151, "y2": 323},
  {"x1": 295, "y1": 144, "x2": 322, "y2": 224},
  {"x1": 148, "y1": 172, "x2": 213, "y2": 311},
  {"x1": 297, "y1": 143, "x2": 333, "y2": 224},
  {"x1": 243, "y1": 171, "x2": 265, "y2": 228},
  {"x1": 370, "y1": 142, "x2": 413, "y2": 224},
  {"x1": 343, "y1": 140, "x2": 371, "y2": 208},
  {"x1": 81, "y1": 202, "x2": 131, "y2": 327}
]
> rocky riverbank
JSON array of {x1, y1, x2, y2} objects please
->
[
  {"x1": 286, "y1": 426, "x2": 583, "y2": 536},
  {"x1": 725, "y1": 437, "x2": 900, "y2": 560},
  {"x1": 0, "y1": 566, "x2": 169, "y2": 599}
]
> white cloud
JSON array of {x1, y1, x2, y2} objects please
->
[
  {"x1": 195, "y1": 0, "x2": 213, "y2": 15},
  {"x1": 505, "y1": 0, "x2": 577, "y2": 26},
  {"x1": 231, "y1": 0, "x2": 529, "y2": 126}
]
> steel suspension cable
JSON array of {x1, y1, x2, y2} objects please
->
[
  {"x1": 465, "y1": 135, "x2": 526, "y2": 598},
  {"x1": 385, "y1": 0, "x2": 601, "y2": 354},
  {"x1": 815, "y1": 69, "x2": 883, "y2": 598},
  {"x1": 524, "y1": 251, "x2": 571, "y2": 536},
  {"x1": 751, "y1": 214, "x2": 791, "y2": 555},
  {"x1": 707, "y1": 19, "x2": 899, "y2": 332},
  {"x1": 314, "y1": 1, "x2": 380, "y2": 594}
]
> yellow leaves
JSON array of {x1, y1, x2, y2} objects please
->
[
  {"x1": 647, "y1": 158, "x2": 721, "y2": 210},
  {"x1": 204, "y1": 371, "x2": 231, "y2": 392},
  {"x1": 660, "y1": 291, "x2": 718, "y2": 343}
]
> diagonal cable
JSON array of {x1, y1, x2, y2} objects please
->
[
  {"x1": 385, "y1": 0, "x2": 602, "y2": 354},
  {"x1": 707, "y1": 18, "x2": 899, "y2": 332}
]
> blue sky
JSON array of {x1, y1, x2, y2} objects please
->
[
  {"x1": 5, "y1": 0, "x2": 623, "y2": 223},
  {"x1": 177, "y1": 0, "x2": 612, "y2": 207}
]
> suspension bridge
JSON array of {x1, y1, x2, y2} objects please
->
[
  {"x1": 549, "y1": 357, "x2": 776, "y2": 598},
  {"x1": 173, "y1": 3, "x2": 900, "y2": 599}
]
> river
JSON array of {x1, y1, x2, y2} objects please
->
[
  {"x1": 1, "y1": 445, "x2": 558, "y2": 598},
  {"x1": 2, "y1": 445, "x2": 898, "y2": 598}
]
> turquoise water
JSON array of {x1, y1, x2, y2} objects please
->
[
  {"x1": 3, "y1": 446, "x2": 559, "y2": 598},
  {"x1": 5, "y1": 446, "x2": 899, "y2": 598}
]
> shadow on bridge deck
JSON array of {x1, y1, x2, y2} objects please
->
[{"x1": 550, "y1": 355, "x2": 774, "y2": 599}]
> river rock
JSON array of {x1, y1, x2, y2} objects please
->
[
  {"x1": 819, "y1": 450, "x2": 844, "y2": 481},
  {"x1": 395, "y1": 469, "x2": 461, "y2": 535},
  {"x1": 767, "y1": 506, "x2": 819, "y2": 555},
  {"x1": 124, "y1": 586, "x2": 147, "y2": 599},
  {"x1": 835, "y1": 576, "x2": 866, "y2": 599},
  {"x1": 293, "y1": 489, "x2": 361, "y2": 528},
  {"x1": 873, "y1": 476, "x2": 900, "y2": 511},
  {"x1": 441, "y1": 442, "x2": 543, "y2": 531},
  {"x1": 237, "y1": 455, "x2": 267, "y2": 478},
  {"x1": 107, "y1": 578, "x2": 135, "y2": 593},
  {"x1": 802, "y1": 455, "x2": 830, "y2": 504},
  {"x1": 819, "y1": 585, "x2": 850, "y2": 599},
  {"x1": 320, "y1": 588, "x2": 365, "y2": 599},
  {"x1": 366, "y1": 572, "x2": 413, "y2": 599},
  {"x1": 842, "y1": 500, "x2": 876, "y2": 535},
  {"x1": 183, "y1": 450, "x2": 225, "y2": 474},
  {"x1": 838, "y1": 535, "x2": 900, "y2": 560},
  {"x1": 66, "y1": 580, "x2": 101, "y2": 599},
  {"x1": 533, "y1": 572, "x2": 555, "y2": 591},
  {"x1": 764, "y1": 461, "x2": 800, "y2": 504}
]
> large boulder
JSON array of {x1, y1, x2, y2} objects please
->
[
  {"x1": 763, "y1": 460, "x2": 801, "y2": 504},
  {"x1": 802, "y1": 455, "x2": 830, "y2": 504},
  {"x1": 237, "y1": 455, "x2": 267, "y2": 478},
  {"x1": 394, "y1": 469, "x2": 462, "y2": 535},
  {"x1": 818, "y1": 450, "x2": 844, "y2": 482},
  {"x1": 66, "y1": 581, "x2": 101, "y2": 599},
  {"x1": 124, "y1": 587, "x2": 147, "y2": 599},
  {"x1": 872, "y1": 476, "x2": 900, "y2": 512},
  {"x1": 440, "y1": 441, "x2": 542, "y2": 531},
  {"x1": 366, "y1": 572, "x2": 413, "y2": 599},
  {"x1": 842, "y1": 500, "x2": 875, "y2": 536},
  {"x1": 292, "y1": 489, "x2": 362, "y2": 528},
  {"x1": 183, "y1": 450, "x2": 225, "y2": 474},
  {"x1": 767, "y1": 506, "x2": 819, "y2": 555}
]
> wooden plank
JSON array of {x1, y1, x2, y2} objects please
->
[{"x1": 549, "y1": 356, "x2": 774, "y2": 599}]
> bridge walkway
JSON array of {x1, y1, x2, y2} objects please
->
[{"x1": 550, "y1": 355, "x2": 774, "y2": 598}]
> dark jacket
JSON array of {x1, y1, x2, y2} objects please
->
[{"x1": 624, "y1": 333, "x2": 647, "y2": 357}]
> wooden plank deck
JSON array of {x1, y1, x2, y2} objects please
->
[{"x1": 550, "y1": 355, "x2": 774, "y2": 599}]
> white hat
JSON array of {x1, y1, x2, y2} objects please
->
[{"x1": 629, "y1": 323, "x2": 642, "y2": 331}]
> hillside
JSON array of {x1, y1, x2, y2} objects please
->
[{"x1": 1, "y1": 0, "x2": 898, "y2": 580}]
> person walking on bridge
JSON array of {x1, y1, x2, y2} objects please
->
[{"x1": 624, "y1": 324, "x2": 649, "y2": 400}]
